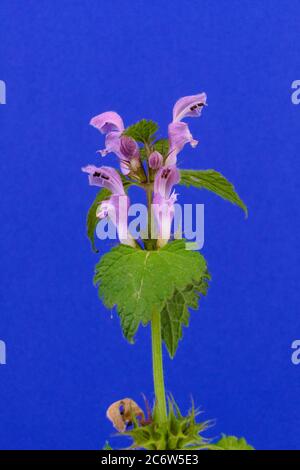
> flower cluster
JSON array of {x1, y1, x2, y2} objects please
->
[{"x1": 82, "y1": 93, "x2": 207, "y2": 248}]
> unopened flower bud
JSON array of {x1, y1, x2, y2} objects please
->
[
  {"x1": 120, "y1": 136, "x2": 139, "y2": 159},
  {"x1": 149, "y1": 151, "x2": 163, "y2": 170}
]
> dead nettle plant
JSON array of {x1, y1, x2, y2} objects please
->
[{"x1": 82, "y1": 92, "x2": 253, "y2": 450}]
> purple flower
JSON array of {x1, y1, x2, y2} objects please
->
[
  {"x1": 166, "y1": 93, "x2": 207, "y2": 165},
  {"x1": 98, "y1": 131, "x2": 122, "y2": 158},
  {"x1": 90, "y1": 111, "x2": 124, "y2": 134},
  {"x1": 153, "y1": 191, "x2": 178, "y2": 247},
  {"x1": 96, "y1": 194, "x2": 135, "y2": 247},
  {"x1": 81, "y1": 165, "x2": 125, "y2": 195},
  {"x1": 90, "y1": 112, "x2": 144, "y2": 179},
  {"x1": 153, "y1": 165, "x2": 180, "y2": 247},
  {"x1": 90, "y1": 111, "x2": 124, "y2": 159},
  {"x1": 166, "y1": 122, "x2": 198, "y2": 165},
  {"x1": 96, "y1": 194, "x2": 128, "y2": 219},
  {"x1": 82, "y1": 164, "x2": 135, "y2": 247},
  {"x1": 149, "y1": 151, "x2": 163, "y2": 170},
  {"x1": 154, "y1": 165, "x2": 180, "y2": 199},
  {"x1": 172, "y1": 93, "x2": 207, "y2": 122}
]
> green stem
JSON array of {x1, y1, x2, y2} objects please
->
[
  {"x1": 144, "y1": 141, "x2": 167, "y2": 423},
  {"x1": 151, "y1": 306, "x2": 167, "y2": 424},
  {"x1": 146, "y1": 186, "x2": 152, "y2": 242}
]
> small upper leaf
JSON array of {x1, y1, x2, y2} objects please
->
[
  {"x1": 94, "y1": 240, "x2": 208, "y2": 342},
  {"x1": 139, "y1": 138, "x2": 170, "y2": 160},
  {"x1": 152, "y1": 138, "x2": 170, "y2": 158},
  {"x1": 86, "y1": 179, "x2": 133, "y2": 252},
  {"x1": 215, "y1": 435, "x2": 254, "y2": 450},
  {"x1": 180, "y1": 169, "x2": 248, "y2": 217},
  {"x1": 86, "y1": 188, "x2": 111, "y2": 252},
  {"x1": 123, "y1": 119, "x2": 158, "y2": 143}
]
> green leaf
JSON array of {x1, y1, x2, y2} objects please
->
[
  {"x1": 152, "y1": 138, "x2": 170, "y2": 158},
  {"x1": 123, "y1": 119, "x2": 158, "y2": 143},
  {"x1": 86, "y1": 179, "x2": 133, "y2": 253},
  {"x1": 123, "y1": 396, "x2": 213, "y2": 450},
  {"x1": 161, "y1": 290, "x2": 189, "y2": 359},
  {"x1": 94, "y1": 240, "x2": 208, "y2": 342},
  {"x1": 215, "y1": 435, "x2": 254, "y2": 450},
  {"x1": 103, "y1": 441, "x2": 113, "y2": 450},
  {"x1": 138, "y1": 147, "x2": 147, "y2": 160},
  {"x1": 139, "y1": 138, "x2": 170, "y2": 160},
  {"x1": 86, "y1": 188, "x2": 111, "y2": 252},
  {"x1": 180, "y1": 169, "x2": 248, "y2": 217},
  {"x1": 161, "y1": 276, "x2": 210, "y2": 358}
]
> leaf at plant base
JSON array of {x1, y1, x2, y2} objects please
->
[
  {"x1": 180, "y1": 169, "x2": 248, "y2": 217},
  {"x1": 123, "y1": 119, "x2": 158, "y2": 143},
  {"x1": 86, "y1": 179, "x2": 133, "y2": 252},
  {"x1": 161, "y1": 276, "x2": 210, "y2": 358},
  {"x1": 123, "y1": 396, "x2": 213, "y2": 450},
  {"x1": 94, "y1": 240, "x2": 208, "y2": 342},
  {"x1": 103, "y1": 441, "x2": 113, "y2": 450},
  {"x1": 86, "y1": 188, "x2": 111, "y2": 252},
  {"x1": 215, "y1": 435, "x2": 254, "y2": 450}
]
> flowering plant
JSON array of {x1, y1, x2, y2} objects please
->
[{"x1": 82, "y1": 93, "x2": 253, "y2": 450}]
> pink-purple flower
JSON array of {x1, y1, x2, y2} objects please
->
[
  {"x1": 81, "y1": 165, "x2": 125, "y2": 194},
  {"x1": 90, "y1": 111, "x2": 124, "y2": 158},
  {"x1": 166, "y1": 93, "x2": 207, "y2": 165},
  {"x1": 153, "y1": 165, "x2": 180, "y2": 247},
  {"x1": 172, "y1": 93, "x2": 207, "y2": 122},
  {"x1": 82, "y1": 164, "x2": 134, "y2": 247},
  {"x1": 90, "y1": 111, "x2": 144, "y2": 180},
  {"x1": 96, "y1": 194, "x2": 134, "y2": 247},
  {"x1": 83, "y1": 91, "x2": 207, "y2": 249}
]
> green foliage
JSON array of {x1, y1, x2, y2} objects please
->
[
  {"x1": 86, "y1": 188, "x2": 111, "y2": 252},
  {"x1": 214, "y1": 435, "x2": 254, "y2": 450},
  {"x1": 86, "y1": 179, "x2": 132, "y2": 252},
  {"x1": 103, "y1": 441, "x2": 113, "y2": 450},
  {"x1": 138, "y1": 147, "x2": 147, "y2": 160},
  {"x1": 94, "y1": 240, "x2": 208, "y2": 343},
  {"x1": 139, "y1": 138, "x2": 170, "y2": 160},
  {"x1": 152, "y1": 138, "x2": 170, "y2": 158},
  {"x1": 123, "y1": 119, "x2": 158, "y2": 143},
  {"x1": 180, "y1": 169, "x2": 248, "y2": 217},
  {"x1": 105, "y1": 396, "x2": 254, "y2": 451},
  {"x1": 123, "y1": 398, "x2": 212, "y2": 450},
  {"x1": 161, "y1": 276, "x2": 210, "y2": 358}
]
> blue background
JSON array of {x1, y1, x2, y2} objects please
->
[{"x1": 0, "y1": 0, "x2": 299, "y2": 450}]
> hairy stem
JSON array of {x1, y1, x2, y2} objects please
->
[
  {"x1": 145, "y1": 141, "x2": 167, "y2": 422},
  {"x1": 151, "y1": 306, "x2": 167, "y2": 424}
]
